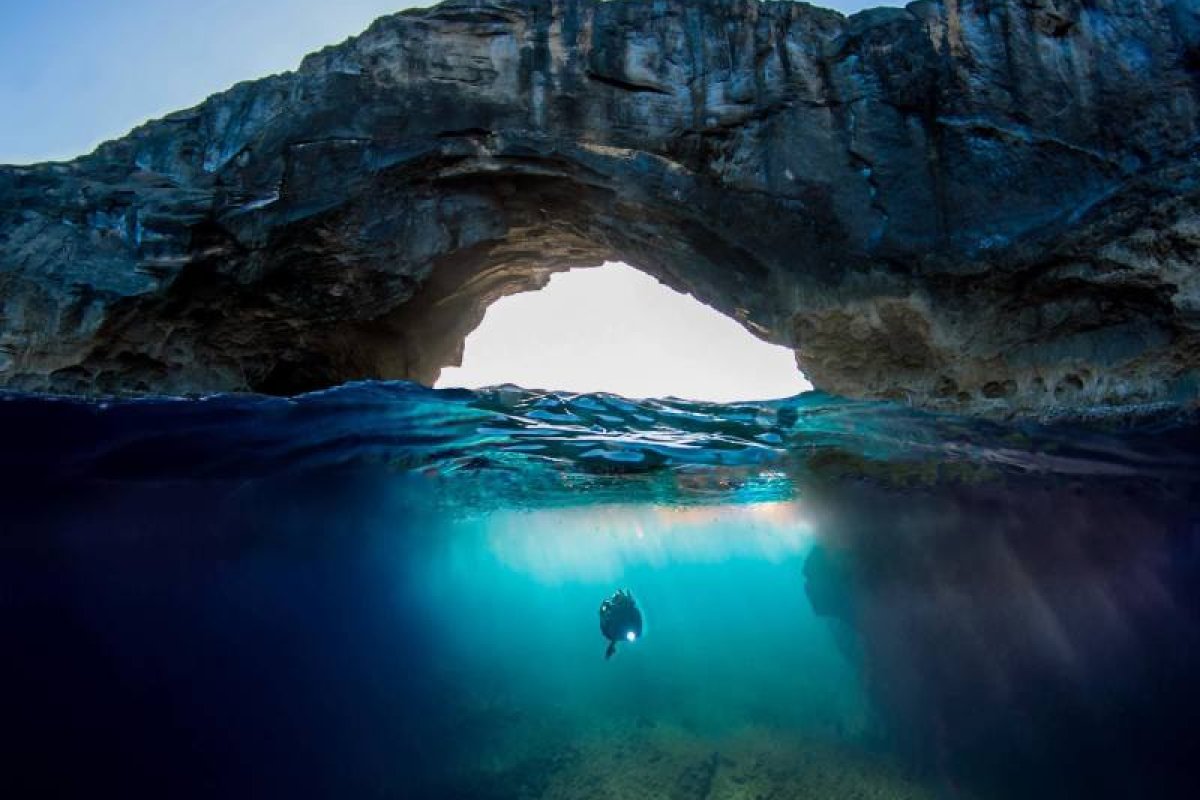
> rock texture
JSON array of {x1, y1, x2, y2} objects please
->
[{"x1": 1, "y1": 0, "x2": 1198, "y2": 411}]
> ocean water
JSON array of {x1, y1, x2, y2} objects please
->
[{"x1": 3, "y1": 382, "x2": 1199, "y2": 799}]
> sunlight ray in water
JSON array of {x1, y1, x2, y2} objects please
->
[{"x1": 482, "y1": 502, "x2": 815, "y2": 584}]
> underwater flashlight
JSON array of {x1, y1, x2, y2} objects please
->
[{"x1": 600, "y1": 589, "x2": 643, "y2": 659}]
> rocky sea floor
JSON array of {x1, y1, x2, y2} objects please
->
[{"x1": 446, "y1": 714, "x2": 937, "y2": 800}]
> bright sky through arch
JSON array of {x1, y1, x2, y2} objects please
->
[{"x1": 436, "y1": 263, "x2": 812, "y2": 401}]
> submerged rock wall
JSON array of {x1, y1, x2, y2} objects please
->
[{"x1": 1, "y1": 0, "x2": 1198, "y2": 411}]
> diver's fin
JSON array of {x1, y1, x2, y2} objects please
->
[{"x1": 605, "y1": 641, "x2": 616, "y2": 660}]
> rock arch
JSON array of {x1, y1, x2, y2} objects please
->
[{"x1": 1, "y1": 0, "x2": 1198, "y2": 412}]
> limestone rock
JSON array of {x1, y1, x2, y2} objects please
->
[{"x1": 1, "y1": 0, "x2": 1198, "y2": 413}]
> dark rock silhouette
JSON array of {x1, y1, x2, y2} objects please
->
[{"x1": 1, "y1": 0, "x2": 1197, "y2": 412}]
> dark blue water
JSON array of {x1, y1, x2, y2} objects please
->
[{"x1": 3, "y1": 383, "x2": 1199, "y2": 798}]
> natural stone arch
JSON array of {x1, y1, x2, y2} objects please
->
[{"x1": 1, "y1": 0, "x2": 1198, "y2": 412}]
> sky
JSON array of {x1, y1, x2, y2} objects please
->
[
  {"x1": 0, "y1": 0, "x2": 406, "y2": 164},
  {"x1": 436, "y1": 263, "x2": 811, "y2": 401}
]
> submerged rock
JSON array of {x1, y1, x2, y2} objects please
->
[{"x1": 1, "y1": 0, "x2": 1198, "y2": 414}]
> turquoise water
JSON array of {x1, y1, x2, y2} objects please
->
[
  {"x1": 423, "y1": 505, "x2": 861, "y2": 725},
  {"x1": 403, "y1": 503, "x2": 880, "y2": 795},
  {"x1": 3, "y1": 383, "x2": 1199, "y2": 798}
]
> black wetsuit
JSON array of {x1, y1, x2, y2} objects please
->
[{"x1": 599, "y1": 589, "x2": 643, "y2": 659}]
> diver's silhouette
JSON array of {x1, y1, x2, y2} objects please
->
[{"x1": 599, "y1": 589, "x2": 643, "y2": 659}]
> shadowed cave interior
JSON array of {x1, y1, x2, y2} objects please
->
[{"x1": 88, "y1": 160, "x2": 809, "y2": 399}]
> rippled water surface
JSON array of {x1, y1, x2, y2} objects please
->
[{"x1": 3, "y1": 383, "x2": 1199, "y2": 798}]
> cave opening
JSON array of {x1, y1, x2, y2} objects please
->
[{"x1": 434, "y1": 261, "x2": 811, "y2": 402}]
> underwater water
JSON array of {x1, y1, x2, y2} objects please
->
[{"x1": 3, "y1": 383, "x2": 1199, "y2": 799}]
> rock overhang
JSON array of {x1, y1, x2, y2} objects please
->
[{"x1": 0, "y1": 0, "x2": 1197, "y2": 413}]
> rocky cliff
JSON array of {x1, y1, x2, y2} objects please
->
[{"x1": 1, "y1": 0, "x2": 1198, "y2": 411}]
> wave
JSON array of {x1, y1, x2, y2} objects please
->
[{"x1": 2, "y1": 381, "x2": 1197, "y2": 507}]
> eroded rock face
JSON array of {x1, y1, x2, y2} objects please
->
[{"x1": 1, "y1": 0, "x2": 1198, "y2": 412}]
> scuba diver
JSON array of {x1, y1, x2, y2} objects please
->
[{"x1": 599, "y1": 589, "x2": 643, "y2": 660}]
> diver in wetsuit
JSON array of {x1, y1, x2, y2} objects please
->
[{"x1": 599, "y1": 589, "x2": 643, "y2": 659}]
